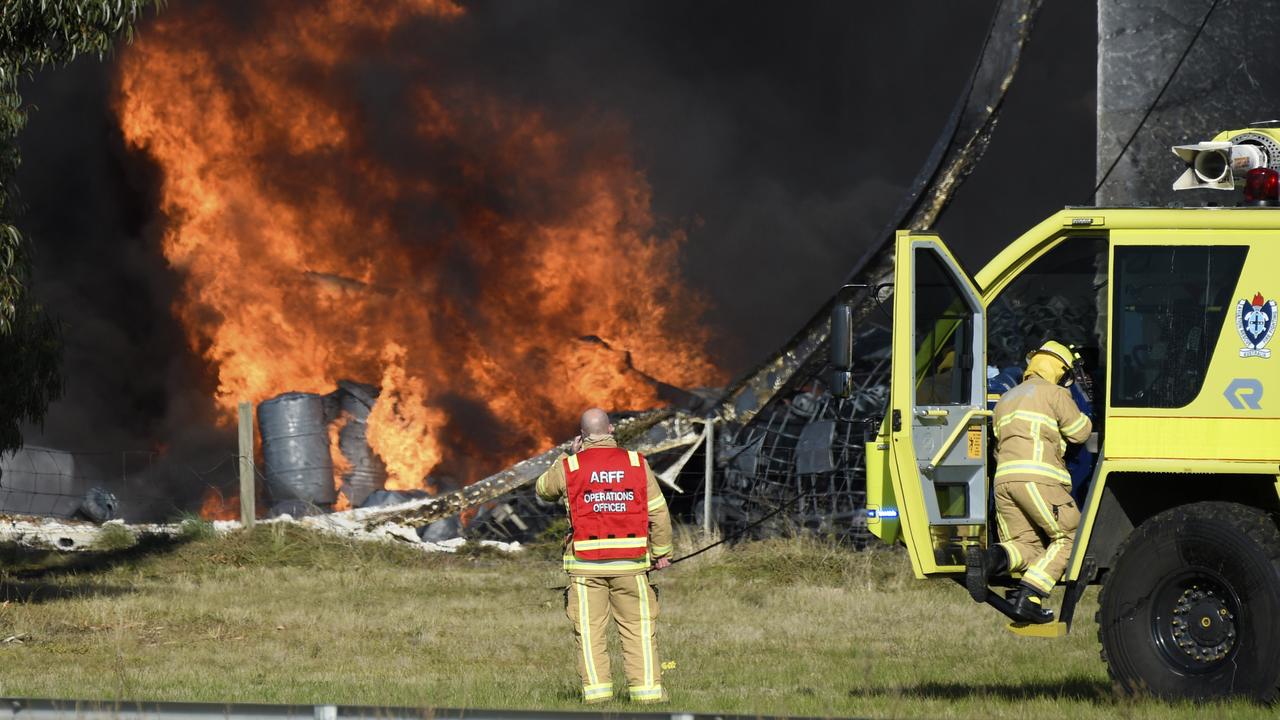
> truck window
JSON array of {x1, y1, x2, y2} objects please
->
[
  {"x1": 1111, "y1": 245, "x2": 1247, "y2": 408},
  {"x1": 914, "y1": 248, "x2": 973, "y2": 405},
  {"x1": 987, "y1": 237, "x2": 1108, "y2": 382}
]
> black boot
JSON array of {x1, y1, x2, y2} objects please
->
[
  {"x1": 965, "y1": 546, "x2": 1009, "y2": 602},
  {"x1": 1008, "y1": 585, "x2": 1054, "y2": 624}
]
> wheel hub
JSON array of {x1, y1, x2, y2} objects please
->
[{"x1": 1158, "y1": 580, "x2": 1239, "y2": 670}]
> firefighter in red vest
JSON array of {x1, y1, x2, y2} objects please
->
[{"x1": 535, "y1": 407, "x2": 674, "y2": 704}]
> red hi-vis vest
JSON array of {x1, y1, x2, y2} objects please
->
[{"x1": 565, "y1": 447, "x2": 649, "y2": 560}]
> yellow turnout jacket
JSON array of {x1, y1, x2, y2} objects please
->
[{"x1": 992, "y1": 376, "x2": 1092, "y2": 487}]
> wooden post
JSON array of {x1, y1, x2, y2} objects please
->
[
  {"x1": 238, "y1": 402, "x2": 256, "y2": 527},
  {"x1": 702, "y1": 420, "x2": 714, "y2": 536}
]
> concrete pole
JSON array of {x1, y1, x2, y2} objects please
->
[
  {"x1": 238, "y1": 402, "x2": 256, "y2": 527},
  {"x1": 702, "y1": 420, "x2": 714, "y2": 536}
]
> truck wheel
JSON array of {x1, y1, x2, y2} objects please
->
[{"x1": 1097, "y1": 501, "x2": 1280, "y2": 701}]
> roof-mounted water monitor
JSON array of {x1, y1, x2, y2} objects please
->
[{"x1": 1172, "y1": 128, "x2": 1280, "y2": 204}]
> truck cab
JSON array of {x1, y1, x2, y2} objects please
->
[{"x1": 832, "y1": 136, "x2": 1280, "y2": 700}]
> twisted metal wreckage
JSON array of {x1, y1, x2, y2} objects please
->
[{"x1": 0, "y1": 0, "x2": 1048, "y2": 552}]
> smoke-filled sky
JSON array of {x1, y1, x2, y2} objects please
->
[{"x1": 13, "y1": 1, "x2": 1093, "y2": 508}]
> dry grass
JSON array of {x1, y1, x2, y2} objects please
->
[{"x1": 0, "y1": 524, "x2": 1269, "y2": 719}]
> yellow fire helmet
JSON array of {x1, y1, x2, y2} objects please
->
[{"x1": 1025, "y1": 340, "x2": 1080, "y2": 385}]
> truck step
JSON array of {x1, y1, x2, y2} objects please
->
[{"x1": 1006, "y1": 621, "x2": 1068, "y2": 638}]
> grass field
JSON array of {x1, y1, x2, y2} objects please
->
[{"x1": 0, "y1": 522, "x2": 1269, "y2": 719}]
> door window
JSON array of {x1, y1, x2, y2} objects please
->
[
  {"x1": 914, "y1": 248, "x2": 973, "y2": 405},
  {"x1": 1111, "y1": 245, "x2": 1247, "y2": 408}
]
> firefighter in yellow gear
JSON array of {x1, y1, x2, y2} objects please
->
[
  {"x1": 968, "y1": 341, "x2": 1092, "y2": 623},
  {"x1": 535, "y1": 407, "x2": 674, "y2": 704}
]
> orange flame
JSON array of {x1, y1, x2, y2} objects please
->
[
  {"x1": 198, "y1": 487, "x2": 240, "y2": 521},
  {"x1": 333, "y1": 492, "x2": 352, "y2": 513},
  {"x1": 116, "y1": 0, "x2": 720, "y2": 496},
  {"x1": 367, "y1": 343, "x2": 446, "y2": 491},
  {"x1": 328, "y1": 412, "x2": 354, "y2": 504}
]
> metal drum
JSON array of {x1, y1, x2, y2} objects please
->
[
  {"x1": 335, "y1": 381, "x2": 387, "y2": 507},
  {"x1": 327, "y1": 381, "x2": 381, "y2": 504},
  {"x1": 258, "y1": 392, "x2": 336, "y2": 509}
]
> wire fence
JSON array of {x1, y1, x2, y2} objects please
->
[
  {"x1": 0, "y1": 446, "x2": 246, "y2": 523},
  {"x1": 1, "y1": 408, "x2": 883, "y2": 545},
  {"x1": 3, "y1": 321, "x2": 891, "y2": 550}
]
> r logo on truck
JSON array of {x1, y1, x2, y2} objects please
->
[{"x1": 1223, "y1": 378, "x2": 1263, "y2": 410}]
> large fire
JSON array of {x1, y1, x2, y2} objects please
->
[{"x1": 115, "y1": 0, "x2": 720, "y2": 502}]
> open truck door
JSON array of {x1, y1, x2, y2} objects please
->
[{"x1": 887, "y1": 231, "x2": 989, "y2": 573}]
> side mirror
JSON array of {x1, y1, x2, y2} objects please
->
[
  {"x1": 830, "y1": 302, "x2": 855, "y2": 398},
  {"x1": 830, "y1": 370, "x2": 854, "y2": 398},
  {"x1": 830, "y1": 302, "x2": 854, "y2": 370}
]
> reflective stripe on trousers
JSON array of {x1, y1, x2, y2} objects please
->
[
  {"x1": 564, "y1": 574, "x2": 663, "y2": 702},
  {"x1": 993, "y1": 478, "x2": 1080, "y2": 595}
]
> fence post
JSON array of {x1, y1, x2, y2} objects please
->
[
  {"x1": 238, "y1": 401, "x2": 256, "y2": 527},
  {"x1": 702, "y1": 419, "x2": 714, "y2": 536}
]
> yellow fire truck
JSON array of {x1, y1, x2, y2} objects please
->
[{"x1": 831, "y1": 128, "x2": 1280, "y2": 700}]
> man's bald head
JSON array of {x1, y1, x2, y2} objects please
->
[{"x1": 580, "y1": 407, "x2": 613, "y2": 438}]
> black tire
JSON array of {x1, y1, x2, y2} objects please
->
[{"x1": 1097, "y1": 501, "x2": 1280, "y2": 701}]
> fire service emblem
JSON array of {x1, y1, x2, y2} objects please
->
[{"x1": 1236, "y1": 292, "x2": 1277, "y2": 358}]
